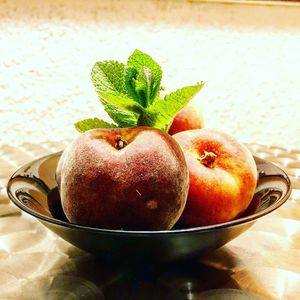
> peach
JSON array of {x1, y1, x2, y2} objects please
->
[
  {"x1": 56, "y1": 127, "x2": 189, "y2": 230},
  {"x1": 173, "y1": 128, "x2": 257, "y2": 227},
  {"x1": 169, "y1": 100, "x2": 204, "y2": 135}
]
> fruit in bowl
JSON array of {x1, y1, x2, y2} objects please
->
[
  {"x1": 169, "y1": 98, "x2": 204, "y2": 135},
  {"x1": 6, "y1": 49, "x2": 292, "y2": 263},
  {"x1": 56, "y1": 49, "x2": 256, "y2": 231},
  {"x1": 173, "y1": 128, "x2": 258, "y2": 227},
  {"x1": 56, "y1": 127, "x2": 189, "y2": 230}
]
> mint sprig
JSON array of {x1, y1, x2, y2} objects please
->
[{"x1": 76, "y1": 49, "x2": 204, "y2": 132}]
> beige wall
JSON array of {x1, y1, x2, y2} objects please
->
[{"x1": 1, "y1": 0, "x2": 300, "y2": 148}]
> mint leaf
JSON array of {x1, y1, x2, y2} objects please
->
[
  {"x1": 134, "y1": 67, "x2": 153, "y2": 107},
  {"x1": 91, "y1": 61, "x2": 127, "y2": 94},
  {"x1": 91, "y1": 61, "x2": 140, "y2": 127},
  {"x1": 100, "y1": 92, "x2": 145, "y2": 116},
  {"x1": 125, "y1": 66, "x2": 153, "y2": 108},
  {"x1": 103, "y1": 103, "x2": 138, "y2": 127},
  {"x1": 75, "y1": 118, "x2": 117, "y2": 133},
  {"x1": 127, "y1": 50, "x2": 162, "y2": 106},
  {"x1": 124, "y1": 67, "x2": 140, "y2": 103},
  {"x1": 99, "y1": 92, "x2": 145, "y2": 128},
  {"x1": 144, "y1": 82, "x2": 205, "y2": 129}
]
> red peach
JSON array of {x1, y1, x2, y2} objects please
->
[
  {"x1": 169, "y1": 100, "x2": 204, "y2": 135},
  {"x1": 56, "y1": 127, "x2": 189, "y2": 230},
  {"x1": 173, "y1": 128, "x2": 257, "y2": 227}
]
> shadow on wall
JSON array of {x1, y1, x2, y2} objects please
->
[{"x1": 1, "y1": 0, "x2": 300, "y2": 29}]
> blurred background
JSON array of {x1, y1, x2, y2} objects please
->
[{"x1": 1, "y1": 0, "x2": 300, "y2": 148}]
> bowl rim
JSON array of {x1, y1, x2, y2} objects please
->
[{"x1": 7, "y1": 152, "x2": 292, "y2": 236}]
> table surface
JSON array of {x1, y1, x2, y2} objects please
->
[{"x1": 1, "y1": 141, "x2": 300, "y2": 299}]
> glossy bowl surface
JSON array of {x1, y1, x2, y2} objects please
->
[{"x1": 7, "y1": 152, "x2": 291, "y2": 262}]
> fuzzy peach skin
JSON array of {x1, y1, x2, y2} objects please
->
[
  {"x1": 173, "y1": 128, "x2": 258, "y2": 227},
  {"x1": 169, "y1": 100, "x2": 204, "y2": 135},
  {"x1": 56, "y1": 127, "x2": 189, "y2": 230}
]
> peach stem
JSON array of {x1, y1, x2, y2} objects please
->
[
  {"x1": 115, "y1": 136, "x2": 128, "y2": 150},
  {"x1": 199, "y1": 151, "x2": 217, "y2": 168}
]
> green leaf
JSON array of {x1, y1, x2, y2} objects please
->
[
  {"x1": 133, "y1": 67, "x2": 152, "y2": 107},
  {"x1": 143, "y1": 82, "x2": 205, "y2": 129},
  {"x1": 124, "y1": 66, "x2": 140, "y2": 103},
  {"x1": 100, "y1": 91, "x2": 145, "y2": 116},
  {"x1": 91, "y1": 60, "x2": 127, "y2": 94},
  {"x1": 127, "y1": 50, "x2": 162, "y2": 106},
  {"x1": 75, "y1": 118, "x2": 117, "y2": 133},
  {"x1": 91, "y1": 61, "x2": 142, "y2": 127},
  {"x1": 127, "y1": 50, "x2": 162, "y2": 79},
  {"x1": 98, "y1": 92, "x2": 145, "y2": 128},
  {"x1": 103, "y1": 103, "x2": 138, "y2": 127}
]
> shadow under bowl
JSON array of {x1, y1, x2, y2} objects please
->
[{"x1": 7, "y1": 152, "x2": 291, "y2": 263}]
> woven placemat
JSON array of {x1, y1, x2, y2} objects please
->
[{"x1": 1, "y1": 142, "x2": 300, "y2": 299}]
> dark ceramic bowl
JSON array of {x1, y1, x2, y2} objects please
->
[{"x1": 7, "y1": 152, "x2": 291, "y2": 263}]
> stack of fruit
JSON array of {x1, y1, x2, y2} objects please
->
[{"x1": 56, "y1": 50, "x2": 257, "y2": 230}]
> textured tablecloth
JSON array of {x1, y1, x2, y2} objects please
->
[{"x1": 1, "y1": 142, "x2": 300, "y2": 299}]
